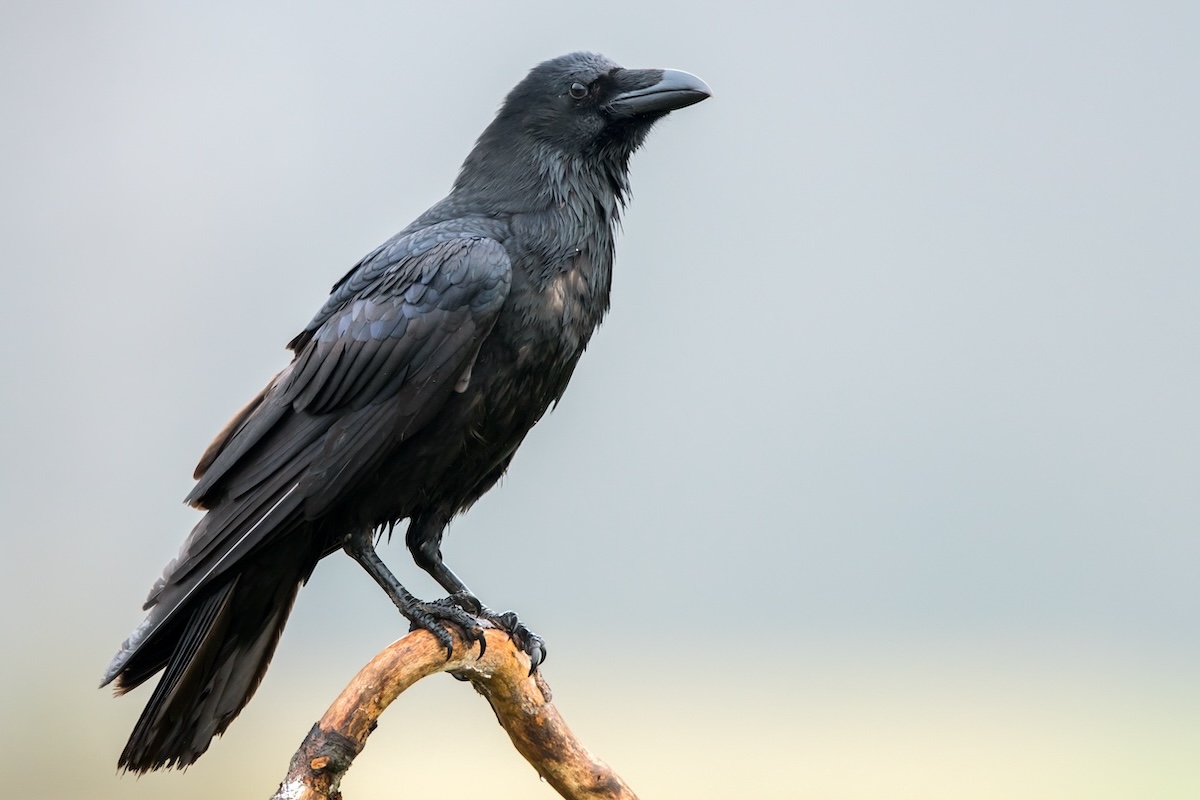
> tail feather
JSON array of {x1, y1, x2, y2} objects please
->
[{"x1": 110, "y1": 555, "x2": 312, "y2": 772}]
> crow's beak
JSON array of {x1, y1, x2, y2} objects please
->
[{"x1": 607, "y1": 69, "x2": 712, "y2": 118}]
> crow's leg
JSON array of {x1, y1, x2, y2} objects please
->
[
  {"x1": 406, "y1": 515, "x2": 546, "y2": 670},
  {"x1": 404, "y1": 516, "x2": 475, "y2": 600},
  {"x1": 343, "y1": 527, "x2": 485, "y2": 658}
]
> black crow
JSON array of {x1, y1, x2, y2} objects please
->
[{"x1": 102, "y1": 51, "x2": 710, "y2": 772}]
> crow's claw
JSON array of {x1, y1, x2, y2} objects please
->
[
  {"x1": 408, "y1": 597, "x2": 544, "y2": 671},
  {"x1": 478, "y1": 608, "x2": 546, "y2": 673},
  {"x1": 405, "y1": 599, "x2": 487, "y2": 659}
]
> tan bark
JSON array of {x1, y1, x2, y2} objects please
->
[{"x1": 271, "y1": 626, "x2": 636, "y2": 800}]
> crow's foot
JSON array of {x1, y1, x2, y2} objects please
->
[
  {"x1": 406, "y1": 597, "x2": 487, "y2": 659},
  {"x1": 475, "y1": 607, "x2": 546, "y2": 673},
  {"x1": 416, "y1": 593, "x2": 545, "y2": 671}
]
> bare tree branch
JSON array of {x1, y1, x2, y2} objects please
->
[{"x1": 271, "y1": 627, "x2": 637, "y2": 800}]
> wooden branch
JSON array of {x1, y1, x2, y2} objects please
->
[{"x1": 271, "y1": 627, "x2": 637, "y2": 800}]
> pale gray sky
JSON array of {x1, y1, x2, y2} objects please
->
[{"x1": 2, "y1": 2, "x2": 1198, "y2": 797}]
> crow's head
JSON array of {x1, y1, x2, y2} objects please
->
[
  {"x1": 496, "y1": 51, "x2": 710, "y2": 156},
  {"x1": 454, "y1": 52, "x2": 710, "y2": 203}
]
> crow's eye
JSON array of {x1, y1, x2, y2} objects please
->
[{"x1": 568, "y1": 82, "x2": 588, "y2": 99}]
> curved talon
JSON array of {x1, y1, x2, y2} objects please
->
[
  {"x1": 474, "y1": 629, "x2": 488, "y2": 658},
  {"x1": 434, "y1": 626, "x2": 454, "y2": 660},
  {"x1": 525, "y1": 638, "x2": 547, "y2": 673}
]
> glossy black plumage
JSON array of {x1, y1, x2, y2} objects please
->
[{"x1": 103, "y1": 51, "x2": 710, "y2": 772}]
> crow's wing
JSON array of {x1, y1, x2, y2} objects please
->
[
  {"x1": 190, "y1": 232, "x2": 509, "y2": 494},
  {"x1": 115, "y1": 233, "x2": 510, "y2": 664}
]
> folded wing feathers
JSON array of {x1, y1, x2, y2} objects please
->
[{"x1": 109, "y1": 236, "x2": 511, "y2": 689}]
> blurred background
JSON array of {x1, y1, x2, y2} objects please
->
[{"x1": 2, "y1": 1, "x2": 1197, "y2": 797}]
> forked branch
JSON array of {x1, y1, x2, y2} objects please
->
[{"x1": 271, "y1": 627, "x2": 637, "y2": 800}]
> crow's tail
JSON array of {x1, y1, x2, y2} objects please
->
[{"x1": 106, "y1": 554, "x2": 313, "y2": 772}]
